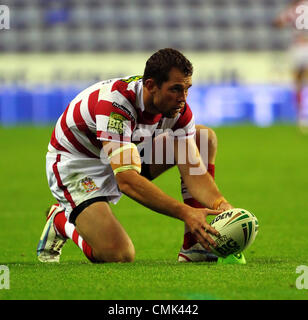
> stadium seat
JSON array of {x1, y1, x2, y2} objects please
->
[
  {"x1": 11, "y1": 6, "x2": 42, "y2": 30},
  {"x1": 91, "y1": 27, "x2": 119, "y2": 51},
  {"x1": 67, "y1": 6, "x2": 90, "y2": 28},
  {"x1": 1, "y1": 0, "x2": 295, "y2": 52},
  {"x1": 140, "y1": 28, "x2": 169, "y2": 51},
  {"x1": 137, "y1": 7, "x2": 165, "y2": 29},
  {"x1": 0, "y1": 30, "x2": 19, "y2": 51}
]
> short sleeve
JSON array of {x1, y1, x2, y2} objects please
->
[{"x1": 95, "y1": 100, "x2": 136, "y2": 144}]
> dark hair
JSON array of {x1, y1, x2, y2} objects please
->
[{"x1": 143, "y1": 48, "x2": 193, "y2": 87}]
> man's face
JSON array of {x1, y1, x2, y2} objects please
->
[{"x1": 151, "y1": 68, "x2": 192, "y2": 118}]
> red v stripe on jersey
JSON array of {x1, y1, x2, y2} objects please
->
[
  {"x1": 111, "y1": 80, "x2": 137, "y2": 106},
  {"x1": 49, "y1": 79, "x2": 195, "y2": 161},
  {"x1": 61, "y1": 104, "x2": 99, "y2": 158},
  {"x1": 95, "y1": 100, "x2": 136, "y2": 128},
  {"x1": 73, "y1": 101, "x2": 102, "y2": 150},
  {"x1": 50, "y1": 128, "x2": 71, "y2": 153},
  {"x1": 88, "y1": 89, "x2": 100, "y2": 122},
  {"x1": 52, "y1": 154, "x2": 76, "y2": 211}
]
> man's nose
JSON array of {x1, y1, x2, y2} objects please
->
[{"x1": 178, "y1": 91, "x2": 186, "y2": 102}]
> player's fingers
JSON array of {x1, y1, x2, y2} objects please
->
[
  {"x1": 204, "y1": 223, "x2": 220, "y2": 237},
  {"x1": 203, "y1": 208, "x2": 223, "y2": 216},
  {"x1": 199, "y1": 227, "x2": 217, "y2": 248},
  {"x1": 194, "y1": 232, "x2": 211, "y2": 251}
]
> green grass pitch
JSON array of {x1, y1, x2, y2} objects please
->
[{"x1": 0, "y1": 124, "x2": 307, "y2": 300}]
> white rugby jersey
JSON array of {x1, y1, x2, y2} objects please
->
[{"x1": 49, "y1": 75, "x2": 196, "y2": 159}]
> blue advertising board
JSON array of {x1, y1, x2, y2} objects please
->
[{"x1": 0, "y1": 84, "x2": 298, "y2": 126}]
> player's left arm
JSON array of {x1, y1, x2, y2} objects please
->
[
  {"x1": 174, "y1": 136, "x2": 232, "y2": 211},
  {"x1": 103, "y1": 140, "x2": 142, "y2": 175}
]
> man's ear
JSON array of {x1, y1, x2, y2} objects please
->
[{"x1": 144, "y1": 78, "x2": 157, "y2": 93}]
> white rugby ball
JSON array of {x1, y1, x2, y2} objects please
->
[{"x1": 208, "y1": 208, "x2": 259, "y2": 258}]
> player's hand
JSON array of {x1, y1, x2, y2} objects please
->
[
  {"x1": 217, "y1": 201, "x2": 233, "y2": 211},
  {"x1": 184, "y1": 207, "x2": 222, "y2": 251}
]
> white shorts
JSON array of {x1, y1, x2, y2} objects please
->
[{"x1": 46, "y1": 151, "x2": 122, "y2": 223}]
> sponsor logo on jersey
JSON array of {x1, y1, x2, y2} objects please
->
[
  {"x1": 112, "y1": 102, "x2": 136, "y2": 123},
  {"x1": 107, "y1": 112, "x2": 127, "y2": 135},
  {"x1": 120, "y1": 75, "x2": 143, "y2": 83}
]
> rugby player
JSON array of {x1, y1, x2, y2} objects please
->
[
  {"x1": 274, "y1": 0, "x2": 308, "y2": 131},
  {"x1": 37, "y1": 48, "x2": 245, "y2": 264}
]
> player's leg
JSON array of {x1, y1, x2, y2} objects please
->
[
  {"x1": 141, "y1": 125, "x2": 216, "y2": 180},
  {"x1": 74, "y1": 201, "x2": 135, "y2": 263},
  {"x1": 38, "y1": 200, "x2": 135, "y2": 263},
  {"x1": 140, "y1": 132, "x2": 175, "y2": 180},
  {"x1": 181, "y1": 124, "x2": 216, "y2": 209},
  {"x1": 37, "y1": 204, "x2": 69, "y2": 262},
  {"x1": 38, "y1": 153, "x2": 134, "y2": 263},
  {"x1": 197, "y1": 124, "x2": 217, "y2": 174},
  {"x1": 38, "y1": 203, "x2": 99, "y2": 263},
  {"x1": 138, "y1": 125, "x2": 219, "y2": 261},
  {"x1": 294, "y1": 67, "x2": 305, "y2": 122},
  {"x1": 178, "y1": 125, "x2": 246, "y2": 264},
  {"x1": 52, "y1": 204, "x2": 96, "y2": 262},
  {"x1": 178, "y1": 125, "x2": 218, "y2": 262},
  {"x1": 294, "y1": 67, "x2": 308, "y2": 131}
]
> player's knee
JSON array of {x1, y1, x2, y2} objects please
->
[
  {"x1": 93, "y1": 242, "x2": 135, "y2": 263},
  {"x1": 195, "y1": 124, "x2": 217, "y2": 153},
  {"x1": 115, "y1": 243, "x2": 135, "y2": 263},
  {"x1": 208, "y1": 127, "x2": 218, "y2": 153}
]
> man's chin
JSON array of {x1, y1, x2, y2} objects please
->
[{"x1": 163, "y1": 111, "x2": 180, "y2": 118}]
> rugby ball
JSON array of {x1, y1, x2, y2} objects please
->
[{"x1": 208, "y1": 208, "x2": 259, "y2": 258}]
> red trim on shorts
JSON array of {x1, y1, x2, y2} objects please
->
[{"x1": 52, "y1": 154, "x2": 76, "y2": 211}]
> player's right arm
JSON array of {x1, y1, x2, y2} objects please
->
[{"x1": 102, "y1": 140, "x2": 221, "y2": 251}]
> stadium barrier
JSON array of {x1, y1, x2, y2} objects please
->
[{"x1": 0, "y1": 84, "x2": 298, "y2": 127}]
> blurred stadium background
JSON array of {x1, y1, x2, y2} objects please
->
[{"x1": 0, "y1": 0, "x2": 305, "y2": 126}]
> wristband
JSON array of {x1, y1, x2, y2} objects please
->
[{"x1": 212, "y1": 197, "x2": 227, "y2": 210}]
